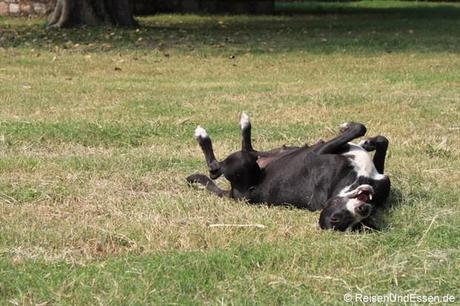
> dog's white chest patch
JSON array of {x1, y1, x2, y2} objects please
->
[{"x1": 342, "y1": 143, "x2": 385, "y2": 180}]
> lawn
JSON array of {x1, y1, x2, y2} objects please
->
[{"x1": 0, "y1": 1, "x2": 459, "y2": 304}]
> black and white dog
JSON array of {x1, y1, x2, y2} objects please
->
[{"x1": 187, "y1": 113, "x2": 391, "y2": 231}]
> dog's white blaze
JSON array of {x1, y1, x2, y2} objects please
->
[
  {"x1": 342, "y1": 143, "x2": 386, "y2": 180},
  {"x1": 194, "y1": 126, "x2": 208, "y2": 139},
  {"x1": 240, "y1": 112, "x2": 250, "y2": 129},
  {"x1": 345, "y1": 198, "x2": 370, "y2": 223},
  {"x1": 345, "y1": 198, "x2": 361, "y2": 215}
]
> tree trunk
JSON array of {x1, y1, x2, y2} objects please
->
[{"x1": 48, "y1": 0, "x2": 137, "y2": 29}]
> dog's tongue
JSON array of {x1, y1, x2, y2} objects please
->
[
  {"x1": 351, "y1": 185, "x2": 374, "y2": 203},
  {"x1": 357, "y1": 193, "x2": 370, "y2": 202}
]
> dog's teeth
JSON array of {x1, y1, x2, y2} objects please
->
[{"x1": 369, "y1": 194, "x2": 373, "y2": 200}]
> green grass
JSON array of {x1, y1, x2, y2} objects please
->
[{"x1": 0, "y1": 1, "x2": 459, "y2": 304}]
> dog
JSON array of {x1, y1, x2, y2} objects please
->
[{"x1": 186, "y1": 113, "x2": 391, "y2": 231}]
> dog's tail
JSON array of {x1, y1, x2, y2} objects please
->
[{"x1": 186, "y1": 174, "x2": 229, "y2": 197}]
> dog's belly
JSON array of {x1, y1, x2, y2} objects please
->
[
  {"x1": 342, "y1": 143, "x2": 386, "y2": 180},
  {"x1": 248, "y1": 152, "x2": 357, "y2": 211},
  {"x1": 337, "y1": 143, "x2": 389, "y2": 200}
]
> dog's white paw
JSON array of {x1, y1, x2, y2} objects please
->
[
  {"x1": 194, "y1": 126, "x2": 208, "y2": 139},
  {"x1": 339, "y1": 122, "x2": 352, "y2": 133},
  {"x1": 240, "y1": 112, "x2": 250, "y2": 130}
]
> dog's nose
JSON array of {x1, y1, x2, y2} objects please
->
[{"x1": 356, "y1": 204, "x2": 370, "y2": 216}]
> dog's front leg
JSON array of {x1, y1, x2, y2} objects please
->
[
  {"x1": 359, "y1": 135, "x2": 389, "y2": 174},
  {"x1": 186, "y1": 173, "x2": 230, "y2": 198}
]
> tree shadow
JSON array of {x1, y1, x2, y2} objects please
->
[
  {"x1": 277, "y1": 1, "x2": 460, "y2": 19},
  {"x1": 0, "y1": 3, "x2": 459, "y2": 54}
]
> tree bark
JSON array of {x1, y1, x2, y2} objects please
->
[{"x1": 48, "y1": 0, "x2": 137, "y2": 29}]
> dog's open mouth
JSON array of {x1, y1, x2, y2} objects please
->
[
  {"x1": 344, "y1": 184, "x2": 374, "y2": 203},
  {"x1": 355, "y1": 188, "x2": 373, "y2": 203}
]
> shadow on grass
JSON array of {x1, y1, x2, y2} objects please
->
[
  {"x1": 388, "y1": 187, "x2": 404, "y2": 208},
  {"x1": 1, "y1": 2, "x2": 459, "y2": 54},
  {"x1": 276, "y1": 1, "x2": 460, "y2": 19},
  {"x1": 369, "y1": 187, "x2": 404, "y2": 232}
]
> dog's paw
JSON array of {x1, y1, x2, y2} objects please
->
[
  {"x1": 339, "y1": 121, "x2": 360, "y2": 132},
  {"x1": 359, "y1": 139, "x2": 376, "y2": 151},
  {"x1": 186, "y1": 173, "x2": 209, "y2": 188},
  {"x1": 194, "y1": 126, "x2": 208, "y2": 140},
  {"x1": 240, "y1": 112, "x2": 250, "y2": 130},
  {"x1": 359, "y1": 136, "x2": 388, "y2": 151},
  {"x1": 339, "y1": 122, "x2": 367, "y2": 137},
  {"x1": 186, "y1": 174, "x2": 200, "y2": 184},
  {"x1": 339, "y1": 122, "x2": 352, "y2": 133}
]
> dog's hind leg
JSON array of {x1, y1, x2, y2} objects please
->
[
  {"x1": 359, "y1": 135, "x2": 389, "y2": 174},
  {"x1": 194, "y1": 126, "x2": 222, "y2": 179},
  {"x1": 240, "y1": 112, "x2": 255, "y2": 152},
  {"x1": 315, "y1": 122, "x2": 367, "y2": 155},
  {"x1": 186, "y1": 173, "x2": 230, "y2": 197}
]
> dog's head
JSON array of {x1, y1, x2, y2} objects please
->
[
  {"x1": 319, "y1": 184, "x2": 374, "y2": 231},
  {"x1": 222, "y1": 151, "x2": 262, "y2": 196}
]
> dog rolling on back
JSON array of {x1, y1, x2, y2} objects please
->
[{"x1": 187, "y1": 113, "x2": 390, "y2": 231}]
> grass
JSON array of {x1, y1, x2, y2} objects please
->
[{"x1": 0, "y1": 1, "x2": 459, "y2": 304}]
